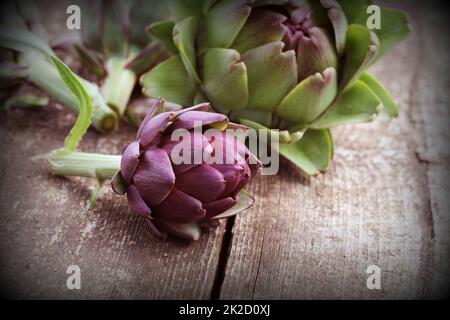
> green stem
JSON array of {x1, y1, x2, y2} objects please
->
[
  {"x1": 101, "y1": 57, "x2": 137, "y2": 117},
  {"x1": 20, "y1": 52, "x2": 118, "y2": 132},
  {"x1": 48, "y1": 150, "x2": 121, "y2": 181}
]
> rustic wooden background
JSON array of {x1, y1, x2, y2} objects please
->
[{"x1": 0, "y1": 1, "x2": 448, "y2": 299}]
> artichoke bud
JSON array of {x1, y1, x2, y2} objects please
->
[
  {"x1": 296, "y1": 27, "x2": 337, "y2": 81},
  {"x1": 280, "y1": 6, "x2": 337, "y2": 81},
  {"x1": 113, "y1": 100, "x2": 261, "y2": 241},
  {"x1": 281, "y1": 8, "x2": 314, "y2": 52}
]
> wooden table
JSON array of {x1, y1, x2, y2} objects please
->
[{"x1": 0, "y1": 1, "x2": 448, "y2": 299}]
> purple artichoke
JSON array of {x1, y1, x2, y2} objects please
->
[{"x1": 111, "y1": 99, "x2": 260, "y2": 241}]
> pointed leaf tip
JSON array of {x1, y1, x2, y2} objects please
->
[
  {"x1": 51, "y1": 56, "x2": 92, "y2": 152},
  {"x1": 277, "y1": 129, "x2": 333, "y2": 176},
  {"x1": 211, "y1": 189, "x2": 255, "y2": 220}
]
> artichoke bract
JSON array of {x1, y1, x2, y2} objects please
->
[
  {"x1": 141, "y1": 0, "x2": 410, "y2": 175},
  {"x1": 111, "y1": 99, "x2": 261, "y2": 241}
]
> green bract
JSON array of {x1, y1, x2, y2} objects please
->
[
  {"x1": 74, "y1": 0, "x2": 171, "y2": 118},
  {"x1": 0, "y1": 0, "x2": 118, "y2": 132},
  {"x1": 141, "y1": 0, "x2": 410, "y2": 175}
]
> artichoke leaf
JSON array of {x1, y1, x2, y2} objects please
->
[
  {"x1": 231, "y1": 110, "x2": 272, "y2": 129},
  {"x1": 277, "y1": 129, "x2": 334, "y2": 176},
  {"x1": 242, "y1": 41, "x2": 298, "y2": 112},
  {"x1": 321, "y1": 0, "x2": 348, "y2": 55},
  {"x1": 211, "y1": 189, "x2": 254, "y2": 220},
  {"x1": 203, "y1": 48, "x2": 248, "y2": 112},
  {"x1": 205, "y1": 0, "x2": 251, "y2": 48},
  {"x1": 338, "y1": 0, "x2": 372, "y2": 25},
  {"x1": 310, "y1": 80, "x2": 381, "y2": 129},
  {"x1": 193, "y1": 91, "x2": 208, "y2": 106},
  {"x1": 239, "y1": 118, "x2": 298, "y2": 144},
  {"x1": 125, "y1": 42, "x2": 168, "y2": 75},
  {"x1": 154, "y1": 220, "x2": 201, "y2": 241},
  {"x1": 0, "y1": 28, "x2": 53, "y2": 57},
  {"x1": 371, "y1": 7, "x2": 410, "y2": 62},
  {"x1": 147, "y1": 20, "x2": 178, "y2": 53},
  {"x1": 296, "y1": 27, "x2": 338, "y2": 81},
  {"x1": 338, "y1": 1, "x2": 410, "y2": 62},
  {"x1": 141, "y1": 55, "x2": 197, "y2": 107},
  {"x1": 202, "y1": 0, "x2": 219, "y2": 14},
  {"x1": 307, "y1": 0, "x2": 348, "y2": 56},
  {"x1": 359, "y1": 72, "x2": 398, "y2": 120},
  {"x1": 173, "y1": 16, "x2": 200, "y2": 83},
  {"x1": 231, "y1": 10, "x2": 287, "y2": 54},
  {"x1": 111, "y1": 171, "x2": 127, "y2": 195},
  {"x1": 340, "y1": 24, "x2": 379, "y2": 90},
  {"x1": 51, "y1": 56, "x2": 93, "y2": 152},
  {"x1": 15, "y1": 0, "x2": 48, "y2": 41},
  {"x1": 89, "y1": 178, "x2": 104, "y2": 209},
  {"x1": 276, "y1": 67, "x2": 338, "y2": 124},
  {"x1": 0, "y1": 62, "x2": 28, "y2": 79},
  {"x1": 2, "y1": 94, "x2": 49, "y2": 110},
  {"x1": 167, "y1": 0, "x2": 204, "y2": 21}
]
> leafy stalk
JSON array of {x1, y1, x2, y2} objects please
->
[
  {"x1": 101, "y1": 57, "x2": 137, "y2": 116},
  {"x1": 0, "y1": 0, "x2": 118, "y2": 132},
  {"x1": 47, "y1": 57, "x2": 121, "y2": 206},
  {"x1": 49, "y1": 151, "x2": 121, "y2": 181},
  {"x1": 50, "y1": 56, "x2": 92, "y2": 151},
  {"x1": 1, "y1": 94, "x2": 49, "y2": 110}
]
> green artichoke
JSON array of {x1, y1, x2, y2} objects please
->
[
  {"x1": 141, "y1": 0, "x2": 410, "y2": 175},
  {"x1": 74, "y1": 0, "x2": 171, "y2": 118}
]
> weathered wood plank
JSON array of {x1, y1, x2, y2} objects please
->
[
  {"x1": 0, "y1": 0, "x2": 227, "y2": 300},
  {"x1": 412, "y1": 2, "x2": 450, "y2": 299},
  {"x1": 0, "y1": 106, "x2": 225, "y2": 299},
  {"x1": 219, "y1": 1, "x2": 449, "y2": 299}
]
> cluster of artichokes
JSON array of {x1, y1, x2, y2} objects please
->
[
  {"x1": 142, "y1": 0, "x2": 410, "y2": 174},
  {"x1": 1, "y1": 0, "x2": 409, "y2": 240}
]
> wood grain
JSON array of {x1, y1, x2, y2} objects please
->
[
  {"x1": 0, "y1": 107, "x2": 225, "y2": 299},
  {"x1": 0, "y1": 1, "x2": 448, "y2": 299},
  {"x1": 219, "y1": 1, "x2": 450, "y2": 299}
]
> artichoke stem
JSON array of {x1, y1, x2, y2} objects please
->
[
  {"x1": 48, "y1": 151, "x2": 121, "y2": 181},
  {"x1": 101, "y1": 57, "x2": 137, "y2": 117}
]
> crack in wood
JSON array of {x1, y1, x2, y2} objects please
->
[
  {"x1": 210, "y1": 216, "x2": 236, "y2": 300},
  {"x1": 251, "y1": 225, "x2": 266, "y2": 299},
  {"x1": 406, "y1": 5, "x2": 437, "y2": 298}
]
